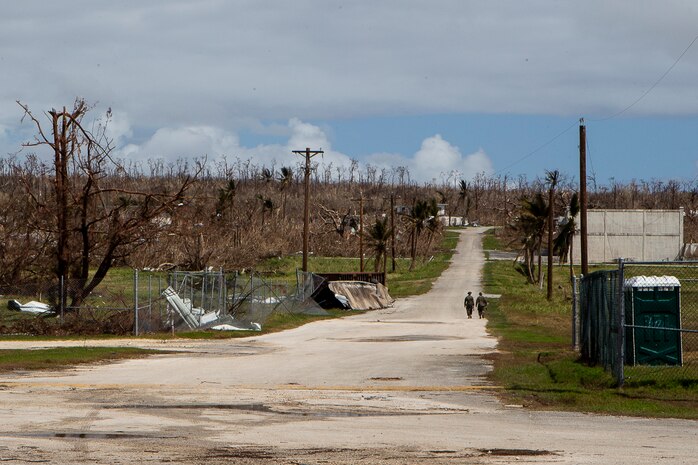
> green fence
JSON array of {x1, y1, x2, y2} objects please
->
[{"x1": 579, "y1": 269, "x2": 623, "y2": 381}]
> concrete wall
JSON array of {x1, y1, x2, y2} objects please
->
[{"x1": 571, "y1": 208, "x2": 684, "y2": 263}]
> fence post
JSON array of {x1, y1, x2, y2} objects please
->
[
  {"x1": 297, "y1": 269, "x2": 304, "y2": 301},
  {"x1": 60, "y1": 275, "x2": 65, "y2": 320},
  {"x1": 572, "y1": 276, "x2": 579, "y2": 351},
  {"x1": 219, "y1": 268, "x2": 224, "y2": 314},
  {"x1": 134, "y1": 268, "x2": 139, "y2": 336},
  {"x1": 148, "y1": 273, "x2": 152, "y2": 333},
  {"x1": 615, "y1": 259, "x2": 625, "y2": 387}
]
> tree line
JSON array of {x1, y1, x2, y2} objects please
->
[{"x1": 1, "y1": 100, "x2": 697, "y2": 308}]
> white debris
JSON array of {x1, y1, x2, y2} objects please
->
[
  {"x1": 7, "y1": 300, "x2": 55, "y2": 315},
  {"x1": 210, "y1": 322, "x2": 261, "y2": 331},
  {"x1": 334, "y1": 293, "x2": 349, "y2": 308}
]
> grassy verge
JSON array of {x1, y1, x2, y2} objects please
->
[
  {"x1": 259, "y1": 229, "x2": 461, "y2": 298},
  {"x1": 0, "y1": 347, "x2": 160, "y2": 373},
  {"x1": 386, "y1": 229, "x2": 460, "y2": 297},
  {"x1": 481, "y1": 227, "x2": 503, "y2": 251},
  {"x1": 484, "y1": 258, "x2": 698, "y2": 419}
]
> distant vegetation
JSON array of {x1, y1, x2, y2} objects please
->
[{"x1": 2, "y1": 99, "x2": 697, "y2": 308}]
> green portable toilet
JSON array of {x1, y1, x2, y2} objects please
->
[{"x1": 624, "y1": 276, "x2": 682, "y2": 366}]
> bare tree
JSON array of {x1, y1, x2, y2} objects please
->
[{"x1": 16, "y1": 99, "x2": 199, "y2": 308}]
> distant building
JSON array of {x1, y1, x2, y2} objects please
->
[
  {"x1": 394, "y1": 205, "x2": 411, "y2": 215},
  {"x1": 572, "y1": 208, "x2": 684, "y2": 263}
]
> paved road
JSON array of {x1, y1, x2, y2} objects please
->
[{"x1": 0, "y1": 228, "x2": 695, "y2": 464}]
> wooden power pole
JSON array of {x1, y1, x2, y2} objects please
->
[
  {"x1": 579, "y1": 119, "x2": 589, "y2": 276},
  {"x1": 292, "y1": 147, "x2": 323, "y2": 272},
  {"x1": 352, "y1": 192, "x2": 366, "y2": 272},
  {"x1": 390, "y1": 194, "x2": 397, "y2": 272},
  {"x1": 359, "y1": 194, "x2": 364, "y2": 272}
]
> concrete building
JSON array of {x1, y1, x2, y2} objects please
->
[{"x1": 572, "y1": 208, "x2": 684, "y2": 263}]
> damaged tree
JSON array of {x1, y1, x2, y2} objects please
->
[{"x1": 17, "y1": 99, "x2": 199, "y2": 309}]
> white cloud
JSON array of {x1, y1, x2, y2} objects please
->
[
  {"x1": 114, "y1": 118, "x2": 492, "y2": 185},
  {"x1": 287, "y1": 118, "x2": 330, "y2": 152},
  {"x1": 104, "y1": 110, "x2": 133, "y2": 148},
  {"x1": 412, "y1": 135, "x2": 492, "y2": 184},
  {"x1": 120, "y1": 126, "x2": 241, "y2": 160},
  {"x1": 3, "y1": 1, "x2": 698, "y2": 132},
  {"x1": 1, "y1": 1, "x2": 697, "y2": 184}
]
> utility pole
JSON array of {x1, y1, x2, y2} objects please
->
[
  {"x1": 352, "y1": 192, "x2": 366, "y2": 272},
  {"x1": 390, "y1": 194, "x2": 397, "y2": 272},
  {"x1": 381, "y1": 193, "x2": 400, "y2": 273},
  {"x1": 292, "y1": 147, "x2": 323, "y2": 272},
  {"x1": 546, "y1": 170, "x2": 558, "y2": 301},
  {"x1": 579, "y1": 119, "x2": 588, "y2": 276}
]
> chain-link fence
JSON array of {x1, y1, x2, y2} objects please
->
[
  {"x1": 578, "y1": 260, "x2": 698, "y2": 388},
  {"x1": 1, "y1": 269, "x2": 329, "y2": 336},
  {"x1": 620, "y1": 261, "x2": 698, "y2": 388},
  {"x1": 0, "y1": 275, "x2": 148, "y2": 335}
]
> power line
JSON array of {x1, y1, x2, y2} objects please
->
[
  {"x1": 493, "y1": 119, "x2": 578, "y2": 176},
  {"x1": 591, "y1": 34, "x2": 698, "y2": 122},
  {"x1": 493, "y1": 34, "x2": 698, "y2": 177}
]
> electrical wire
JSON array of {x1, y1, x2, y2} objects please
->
[
  {"x1": 493, "y1": 119, "x2": 578, "y2": 176},
  {"x1": 591, "y1": 34, "x2": 698, "y2": 122},
  {"x1": 492, "y1": 34, "x2": 698, "y2": 178},
  {"x1": 586, "y1": 136, "x2": 597, "y2": 190}
]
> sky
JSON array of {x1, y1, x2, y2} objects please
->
[{"x1": 1, "y1": 1, "x2": 698, "y2": 186}]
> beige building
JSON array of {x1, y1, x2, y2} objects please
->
[{"x1": 571, "y1": 208, "x2": 684, "y2": 263}]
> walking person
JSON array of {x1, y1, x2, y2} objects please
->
[
  {"x1": 464, "y1": 291, "x2": 474, "y2": 319},
  {"x1": 476, "y1": 292, "x2": 488, "y2": 319}
]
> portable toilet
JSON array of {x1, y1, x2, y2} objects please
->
[{"x1": 623, "y1": 276, "x2": 682, "y2": 366}]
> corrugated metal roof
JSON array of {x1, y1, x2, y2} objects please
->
[{"x1": 327, "y1": 281, "x2": 394, "y2": 310}]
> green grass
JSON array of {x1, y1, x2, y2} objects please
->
[
  {"x1": 484, "y1": 259, "x2": 698, "y2": 419},
  {"x1": 258, "y1": 229, "x2": 461, "y2": 299},
  {"x1": 387, "y1": 229, "x2": 459, "y2": 297},
  {"x1": 481, "y1": 227, "x2": 503, "y2": 251},
  {"x1": 0, "y1": 346, "x2": 160, "y2": 373}
]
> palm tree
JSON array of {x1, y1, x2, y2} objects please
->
[
  {"x1": 256, "y1": 195, "x2": 274, "y2": 228},
  {"x1": 260, "y1": 167, "x2": 274, "y2": 185},
  {"x1": 457, "y1": 180, "x2": 471, "y2": 225},
  {"x1": 215, "y1": 179, "x2": 237, "y2": 220},
  {"x1": 554, "y1": 192, "x2": 580, "y2": 280},
  {"x1": 366, "y1": 216, "x2": 392, "y2": 272},
  {"x1": 513, "y1": 192, "x2": 548, "y2": 284},
  {"x1": 277, "y1": 166, "x2": 293, "y2": 219},
  {"x1": 407, "y1": 198, "x2": 439, "y2": 271}
]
